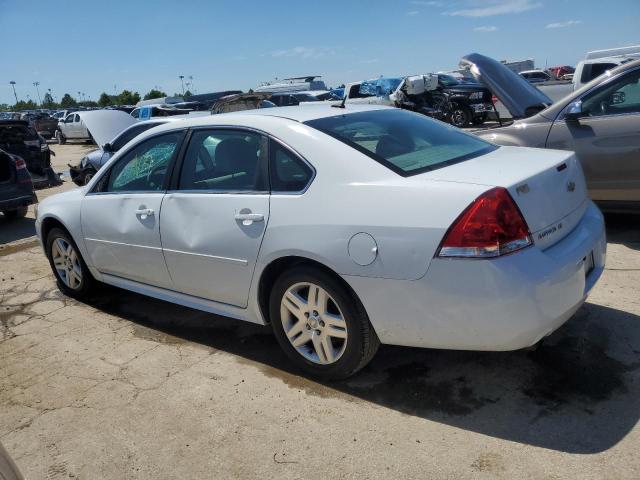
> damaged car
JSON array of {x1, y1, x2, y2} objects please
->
[
  {"x1": 0, "y1": 148, "x2": 36, "y2": 220},
  {"x1": 341, "y1": 73, "x2": 495, "y2": 127},
  {"x1": 472, "y1": 56, "x2": 640, "y2": 211},
  {"x1": 0, "y1": 119, "x2": 59, "y2": 187},
  {"x1": 210, "y1": 92, "x2": 275, "y2": 114}
]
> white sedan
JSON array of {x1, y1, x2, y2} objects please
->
[{"x1": 35, "y1": 104, "x2": 606, "y2": 379}]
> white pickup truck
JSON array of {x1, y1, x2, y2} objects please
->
[{"x1": 55, "y1": 112, "x2": 92, "y2": 144}]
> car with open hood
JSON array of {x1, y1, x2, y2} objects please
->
[
  {"x1": 474, "y1": 58, "x2": 640, "y2": 212},
  {"x1": 36, "y1": 104, "x2": 605, "y2": 379},
  {"x1": 0, "y1": 147, "x2": 36, "y2": 220}
]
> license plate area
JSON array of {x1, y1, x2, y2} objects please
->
[{"x1": 584, "y1": 251, "x2": 595, "y2": 278}]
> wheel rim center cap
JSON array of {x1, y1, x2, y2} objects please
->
[{"x1": 308, "y1": 317, "x2": 319, "y2": 329}]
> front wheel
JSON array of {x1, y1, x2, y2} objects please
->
[
  {"x1": 45, "y1": 227, "x2": 95, "y2": 298},
  {"x1": 448, "y1": 104, "x2": 472, "y2": 128},
  {"x1": 270, "y1": 266, "x2": 379, "y2": 380},
  {"x1": 82, "y1": 168, "x2": 97, "y2": 185},
  {"x1": 56, "y1": 130, "x2": 66, "y2": 145}
]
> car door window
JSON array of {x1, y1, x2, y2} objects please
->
[
  {"x1": 582, "y1": 69, "x2": 640, "y2": 117},
  {"x1": 74, "y1": 114, "x2": 80, "y2": 122},
  {"x1": 102, "y1": 132, "x2": 181, "y2": 192},
  {"x1": 131, "y1": 109, "x2": 140, "y2": 119},
  {"x1": 269, "y1": 141, "x2": 313, "y2": 192},
  {"x1": 64, "y1": 115, "x2": 74, "y2": 123},
  {"x1": 178, "y1": 129, "x2": 267, "y2": 192}
]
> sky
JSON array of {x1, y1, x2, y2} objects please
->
[{"x1": 0, "y1": 0, "x2": 638, "y2": 105}]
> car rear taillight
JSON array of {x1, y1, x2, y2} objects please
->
[
  {"x1": 14, "y1": 158, "x2": 27, "y2": 170},
  {"x1": 14, "y1": 157, "x2": 33, "y2": 185},
  {"x1": 491, "y1": 95, "x2": 498, "y2": 105},
  {"x1": 437, "y1": 187, "x2": 532, "y2": 258}
]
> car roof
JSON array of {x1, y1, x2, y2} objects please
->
[{"x1": 147, "y1": 103, "x2": 391, "y2": 128}]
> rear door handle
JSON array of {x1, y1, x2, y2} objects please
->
[
  {"x1": 135, "y1": 208, "x2": 154, "y2": 219},
  {"x1": 235, "y1": 212, "x2": 264, "y2": 225}
]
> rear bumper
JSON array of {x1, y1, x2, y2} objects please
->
[
  {"x1": 0, "y1": 193, "x2": 36, "y2": 211},
  {"x1": 344, "y1": 201, "x2": 606, "y2": 350}
]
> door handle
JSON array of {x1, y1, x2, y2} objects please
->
[
  {"x1": 235, "y1": 212, "x2": 264, "y2": 225},
  {"x1": 135, "y1": 208, "x2": 154, "y2": 220}
]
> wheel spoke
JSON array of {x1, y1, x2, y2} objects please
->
[
  {"x1": 53, "y1": 257, "x2": 65, "y2": 268},
  {"x1": 325, "y1": 324, "x2": 347, "y2": 340},
  {"x1": 285, "y1": 318, "x2": 306, "y2": 340},
  {"x1": 311, "y1": 333, "x2": 327, "y2": 363},
  {"x1": 283, "y1": 291, "x2": 307, "y2": 322},
  {"x1": 291, "y1": 329, "x2": 311, "y2": 348},
  {"x1": 320, "y1": 335, "x2": 336, "y2": 363}
]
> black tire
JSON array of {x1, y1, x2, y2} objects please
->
[
  {"x1": 269, "y1": 266, "x2": 379, "y2": 380},
  {"x1": 45, "y1": 227, "x2": 95, "y2": 298},
  {"x1": 449, "y1": 104, "x2": 472, "y2": 128},
  {"x1": 82, "y1": 168, "x2": 97, "y2": 186},
  {"x1": 2, "y1": 206, "x2": 28, "y2": 219},
  {"x1": 56, "y1": 130, "x2": 66, "y2": 145}
]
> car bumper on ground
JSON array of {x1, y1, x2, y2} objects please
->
[{"x1": 344, "y1": 201, "x2": 606, "y2": 351}]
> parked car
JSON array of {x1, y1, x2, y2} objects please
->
[
  {"x1": 69, "y1": 117, "x2": 188, "y2": 185},
  {"x1": 573, "y1": 45, "x2": 640, "y2": 90},
  {"x1": 0, "y1": 442, "x2": 24, "y2": 480},
  {"x1": 52, "y1": 109, "x2": 78, "y2": 122},
  {"x1": 0, "y1": 119, "x2": 54, "y2": 176},
  {"x1": 548, "y1": 66, "x2": 575, "y2": 79},
  {"x1": 57, "y1": 110, "x2": 135, "y2": 145},
  {"x1": 0, "y1": 148, "x2": 36, "y2": 219},
  {"x1": 130, "y1": 104, "x2": 195, "y2": 120},
  {"x1": 255, "y1": 75, "x2": 327, "y2": 93},
  {"x1": 21, "y1": 112, "x2": 58, "y2": 138},
  {"x1": 341, "y1": 74, "x2": 494, "y2": 127},
  {"x1": 474, "y1": 58, "x2": 640, "y2": 212},
  {"x1": 270, "y1": 92, "x2": 321, "y2": 107},
  {"x1": 519, "y1": 70, "x2": 553, "y2": 83},
  {"x1": 36, "y1": 104, "x2": 605, "y2": 379},
  {"x1": 210, "y1": 92, "x2": 275, "y2": 114}
]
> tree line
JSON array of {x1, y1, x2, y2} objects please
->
[{"x1": 1, "y1": 88, "x2": 192, "y2": 112}]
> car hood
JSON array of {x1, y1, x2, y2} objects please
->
[
  {"x1": 459, "y1": 53, "x2": 552, "y2": 119},
  {"x1": 77, "y1": 110, "x2": 136, "y2": 147}
]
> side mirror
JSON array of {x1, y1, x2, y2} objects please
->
[
  {"x1": 565, "y1": 101, "x2": 585, "y2": 123},
  {"x1": 103, "y1": 142, "x2": 113, "y2": 152}
]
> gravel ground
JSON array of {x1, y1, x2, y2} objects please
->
[{"x1": 1, "y1": 144, "x2": 639, "y2": 479}]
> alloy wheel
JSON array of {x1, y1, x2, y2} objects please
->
[
  {"x1": 51, "y1": 237, "x2": 82, "y2": 289},
  {"x1": 280, "y1": 282, "x2": 348, "y2": 365}
]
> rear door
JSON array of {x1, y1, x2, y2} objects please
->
[
  {"x1": 160, "y1": 128, "x2": 270, "y2": 308},
  {"x1": 546, "y1": 65, "x2": 640, "y2": 202},
  {"x1": 81, "y1": 131, "x2": 184, "y2": 288}
]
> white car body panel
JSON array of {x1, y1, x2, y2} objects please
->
[
  {"x1": 78, "y1": 110, "x2": 137, "y2": 146},
  {"x1": 36, "y1": 104, "x2": 606, "y2": 350}
]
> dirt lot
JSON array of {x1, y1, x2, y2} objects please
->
[{"x1": 1, "y1": 144, "x2": 640, "y2": 479}]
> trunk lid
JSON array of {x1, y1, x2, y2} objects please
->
[
  {"x1": 459, "y1": 53, "x2": 552, "y2": 119},
  {"x1": 422, "y1": 146, "x2": 588, "y2": 249}
]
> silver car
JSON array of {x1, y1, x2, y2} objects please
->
[{"x1": 471, "y1": 56, "x2": 640, "y2": 211}]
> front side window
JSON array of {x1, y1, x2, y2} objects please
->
[
  {"x1": 74, "y1": 114, "x2": 80, "y2": 122},
  {"x1": 582, "y1": 69, "x2": 640, "y2": 117},
  {"x1": 178, "y1": 129, "x2": 267, "y2": 192},
  {"x1": 104, "y1": 132, "x2": 181, "y2": 192},
  {"x1": 64, "y1": 115, "x2": 74, "y2": 123},
  {"x1": 130, "y1": 108, "x2": 140, "y2": 119},
  {"x1": 270, "y1": 141, "x2": 313, "y2": 192},
  {"x1": 305, "y1": 109, "x2": 496, "y2": 176}
]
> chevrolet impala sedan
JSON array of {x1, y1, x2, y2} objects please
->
[{"x1": 35, "y1": 104, "x2": 606, "y2": 379}]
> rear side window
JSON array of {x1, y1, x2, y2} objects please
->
[
  {"x1": 269, "y1": 141, "x2": 313, "y2": 192},
  {"x1": 305, "y1": 109, "x2": 496, "y2": 176},
  {"x1": 582, "y1": 63, "x2": 617, "y2": 83},
  {"x1": 0, "y1": 124, "x2": 37, "y2": 142}
]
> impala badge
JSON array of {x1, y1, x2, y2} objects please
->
[{"x1": 567, "y1": 181, "x2": 576, "y2": 192}]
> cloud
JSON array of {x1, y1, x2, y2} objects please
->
[
  {"x1": 445, "y1": 0, "x2": 542, "y2": 17},
  {"x1": 473, "y1": 25, "x2": 498, "y2": 32},
  {"x1": 407, "y1": 10, "x2": 420, "y2": 15},
  {"x1": 546, "y1": 19, "x2": 582, "y2": 28},
  {"x1": 270, "y1": 46, "x2": 333, "y2": 59}
]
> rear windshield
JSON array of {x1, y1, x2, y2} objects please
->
[
  {"x1": 304, "y1": 109, "x2": 496, "y2": 176},
  {"x1": 0, "y1": 124, "x2": 38, "y2": 143}
]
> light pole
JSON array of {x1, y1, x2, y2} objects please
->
[
  {"x1": 188, "y1": 75, "x2": 195, "y2": 94},
  {"x1": 179, "y1": 75, "x2": 185, "y2": 95},
  {"x1": 9, "y1": 81, "x2": 18, "y2": 103},
  {"x1": 33, "y1": 81, "x2": 42, "y2": 105}
]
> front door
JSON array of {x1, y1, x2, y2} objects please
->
[
  {"x1": 160, "y1": 128, "x2": 270, "y2": 308},
  {"x1": 81, "y1": 131, "x2": 184, "y2": 288},
  {"x1": 547, "y1": 67, "x2": 640, "y2": 202}
]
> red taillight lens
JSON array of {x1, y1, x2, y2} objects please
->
[
  {"x1": 491, "y1": 95, "x2": 498, "y2": 105},
  {"x1": 14, "y1": 158, "x2": 27, "y2": 170},
  {"x1": 438, "y1": 187, "x2": 532, "y2": 258}
]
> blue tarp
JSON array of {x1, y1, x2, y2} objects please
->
[{"x1": 359, "y1": 77, "x2": 403, "y2": 97}]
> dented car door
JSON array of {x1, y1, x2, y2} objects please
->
[
  {"x1": 159, "y1": 129, "x2": 270, "y2": 308},
  {"x1": 81, "y1": 131, "x2": 184, "y2": 288}
]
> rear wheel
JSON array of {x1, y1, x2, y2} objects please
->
[
  {"x1": 45, "y1": 227, "x2": 95, "y2": 298},
  {"x1": 82, "y1": 168, "x2": 96, "y2": 185},
  {"x1": 270, "y1": 266, "x2": 379, "y2": 380},
  {"x1": 2, "y1": 206, "x2": 28, "y2": 219}
]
